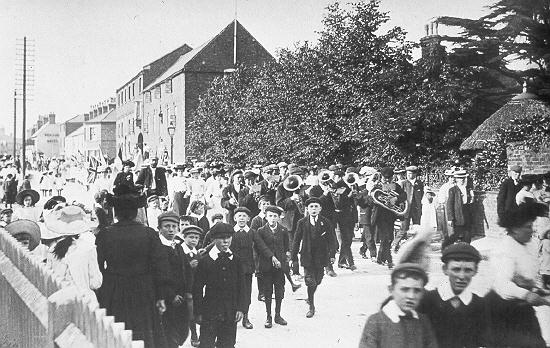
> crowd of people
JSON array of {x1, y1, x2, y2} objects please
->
[{"x1": 0, "y1": 154, "x2": 549, "y2": 348}]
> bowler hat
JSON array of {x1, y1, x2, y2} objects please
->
[
  {"x1": 122, "y1": 160, "x2": 135, "y2": 168},
  {"x1": 209, "y1": 222, "x2": 234, "y2": 239},
  {"x1": 380, "y1": 167, "x2": 394, "y2": 178},
  {"x1": 441, "y1": 242, "x2": 481, "y2": 263}
]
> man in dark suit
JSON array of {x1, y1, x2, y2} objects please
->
[
  {"x1": 136, "y1": 157, "x2": 168, "y2": 197},
  {"x1": 331, "y1": 170, "x2": 357, "y2": 270},
  {"x1": 221, "y1": 170, "x2": 256, "y2": 225},
  {"x1": 445, "y1": 170, "x2": 474, "y2": 248},
  {"x1": 292, "y1": 197, "x2": 336, "y2": 318},
  {"x1": 497, "y1": 165, "x2": 522, "y2": 222},
  {"x1": 192, "y1": 223, "x2": 246, "y2": 348},
  {"x1": 255, "y1": 205, "x2": 290, "y2": 328},
  {"x1": 394, "y1": 165, "x2": 424, "y2": 252}
]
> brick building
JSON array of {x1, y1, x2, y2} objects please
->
[
  {"x1": 83, "y1": 98, "x2": 117, "y2": 160},
  {"x1": 115, "y1": 44, "x2": 193, "y2": 161},
  {"x1": 118, "y1": 20, "x2": 273, "y2": 163}
]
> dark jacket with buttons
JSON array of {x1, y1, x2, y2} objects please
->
[
  {"x1": 192, "y1": 251, "x2": 246, "y2": 321},
  {"x1": 231, "y1": 227, "x2": 256, "y2": 275},
  {"x1": 292, "y1": 215, "x2": 336, "y2": 269},
  {"x1": 254, "y1": 224, "x2": 290, "y2": 273}
]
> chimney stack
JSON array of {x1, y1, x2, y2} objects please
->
[
  {"x1": 420, "y1": 18, "x2": 445, "y2": 59},
  {"x1": 48, "y1": 113, "x2": 56, "y2": 124}
]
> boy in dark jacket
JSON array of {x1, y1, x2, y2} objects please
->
[
  {"x1": 255, "y1": 205, "x2": 290, "y2": 328},
  {"x1": 193, "y1": 223, "x2": 246, "y2": 348},
  {"x1": 157, "y1": 212, "x2": 193, "y2": 348},
  {"x1": 291, "y1": 197, "x2": 336, "y2": 318}
]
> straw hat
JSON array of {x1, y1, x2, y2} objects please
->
[
  {"x1": 44, "y1": 205, "x2": 95, "y2": 236},
  {"x1": 5, "y1": 219, "x2": 41, "y2": 251}
]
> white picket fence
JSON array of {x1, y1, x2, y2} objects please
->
[{"x1": 0, "y1": 228, "x2": 143, "y2": 348}]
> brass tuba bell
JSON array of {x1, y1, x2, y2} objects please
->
[
  {"x1": 317, "y1": 170, "x2": 334, "y2": 185},
  {"x1": 283, "y1": 174, "x2": 303, "y2": 192},
  {"x1": 370, "y1": 188, "x2": 408, "y2": 217},
  {"x1": 344, "y1": 172, "x2": 360, "y2": 187}
]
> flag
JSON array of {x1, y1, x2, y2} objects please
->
[
  {"x1": 87, "y1": 156, "x2": 100, "y2": 184},
  {"x1": 114, "y1": 147, "x2": 123, "y2": 172}
]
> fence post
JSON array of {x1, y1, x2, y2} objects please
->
[{"x1": 47, "y1": 287, "x2": 78, "y2": 345}]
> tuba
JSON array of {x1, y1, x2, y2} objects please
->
[
  {"x1": 344, "y1": 172, "x2": 360, "y2": 187},
  {"x1": 370, "y1": 188, "x2": 408, "y2": 217},
  {"x1": 283, "y1": 175, "x2": 305, "y2": 214}
]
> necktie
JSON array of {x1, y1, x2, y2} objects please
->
[
  {"x1": 400, "y1": 311, "x2": 414, "y2": 320},
  {"x1": 219, "y1": 251, "x2": 231, "y2": 259},
  {"x1": 449, "y1": 296, "x2": 462, "y2": 309}
]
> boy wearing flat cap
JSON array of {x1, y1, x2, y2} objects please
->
[
  {"x1": 179, "y1": 225, "x2": 204, "y2": 347},
  {"x1": 147, "y1": 195, "x2": 162, "y2": 228},
  {"x1": 418, "y1": 243, "x2": 491, "y2": 348},
  {"x1": 193, "y1": 223, "x2": 246, "y2": 348},
  {"x1": 292, "y1": 197, "x2": 336, "y2": 318},
  {"x1": 255, "y1": 205, "x2": 292, "y2": 328},
  {"x1": 359, "y1": 263, "x2": 438, "y2": 348},
  {"x1": 231, "y1": 206, "x2": 256, "y2": 329},
  {"x1": 157, "y1": 211, "x2": 193, "y2": 348}
]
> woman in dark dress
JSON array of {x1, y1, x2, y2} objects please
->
[
  {"x1": 113, "y1": 160, "x2": 135, "y2": 191},
  {"x1": 96, "y1": 184, "x2": 171, "y2": 348}
]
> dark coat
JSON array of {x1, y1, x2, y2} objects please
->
[
  {"x1": 220, "y1": 184, "x2": 256, "y2": 225},
  {"x1": 497, "y1": 177, "x2": 521, "y2": 220},
  {"x1": 401, "y1": 179, "x2": 424, "y2": 222},
  {"x1": 331, "y1": 180, "x2": 356, "y2": 220},
  {"x1": 96, "y1": 220, "x2": 170, "y2": 348},
  {"x1": 356, "y1": 189, "x2": 374, "y2": 226},
  {"x1": 250, "y1": 214, "x2": 267, "y2": 231},
  {"x1": 113, "y1": 171, "x2": 134, "y2": 190},
  {"x1": 447, "y1": 186, "x2": 472, "y2": 227},
  {"x1": 291, "y1": 215, "x2": 336, "y2": 269},
  {"x1": 254, "y1": 224, "x2": 290, "y2": 273},
  {"x1": 276, "y1": 182, "x2": 305, "y2": 233},
  {"x1": 231, "y1": 227, "x2": 256, "y2": 274},
  {"x1": 259, "y1": 179, "x2": 278, "y2": 204},
  {"x1": 192, "y1": 252, "x2": 246, "y2": 321},
  {"x1": 418, "y1": 289, "x2": 492, "y2": 348},
  {"x1": 136, "y1": 166, "x2": 168, "y2": 196}
]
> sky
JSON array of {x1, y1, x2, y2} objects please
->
[{"x1": 0, "y1": 0, "x2": 492, "y2": 137}]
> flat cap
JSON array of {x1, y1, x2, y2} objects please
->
[
  {"x1": 305, "y1": 197, "x2": 322, "y2": 206},
  {"x1": 265, "y1": 205, "x2": 283, "y2": 215},
  {"x1": 244, "y1": 170, "x2": 257, "y2": 179},
  {"x1": 181, "y1": 225, "x2": 203, "y2": 236},
  {"x1": 234, "y1": 206, "x2": 252, "y2": 216},
  {"x1": 441, "y1": 242, "x2": 481, "y2": 263},
  {"x1": 288, "y1": 166, "x2": 304, "y2": 175},
  {"x1": 157, "y1": 211, "x2": 179, "y2": 225},
  {"x1": 209, "y1": 222, "x2": 235, "y2": 239},
  {"x1": 391, "y1": 262, "x2": 428, "y2": 284},
  {"x1": 147, "y1": 195, "x2": 159, "y2": 203},
  {"x1": 258, "y1": 194, "x2": 273, "y2": 203}
]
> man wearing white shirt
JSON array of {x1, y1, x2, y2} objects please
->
[{"x1": 418, "y1": 243, "x2": 491, "y2": 348}]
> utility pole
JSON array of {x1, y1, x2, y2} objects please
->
[
  {"x1": 15, "y1": 37, "x2": 35, "y2": 177},
  {"x1": 13, "y1": 90, "x2": 17, "y2": 160}
]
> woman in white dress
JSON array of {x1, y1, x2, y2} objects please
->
[{"x1": 12, "y1": 189, "x2": 42, "y2": 222}]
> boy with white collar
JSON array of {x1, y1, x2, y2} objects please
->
[
  {"x1": 193, "y1": 222, "x2": 246, "y2": 348},
  {"x1": 359, "y1": 263, "x2": 438, "y2": 348},
  {"x1": 157, "y1": 211, "x2": 193, "y2": 348},
  {"x1": 418, "y1": 243, "x2": 490, "y2": 348}
]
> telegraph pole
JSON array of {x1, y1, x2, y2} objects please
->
[
  {"x1": 13, "y1": 90, "x2": 17, "y2": 160},
  {"x1": 15, "y1": 37, "x2": 34, "y2": 177}
]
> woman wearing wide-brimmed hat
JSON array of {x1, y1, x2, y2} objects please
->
[
  {"x1": 44, "y1": 204, "x2": 102, "y2": 301},
  {"x1": 13, "y1": 189, "x2": 42, "y2": 223},
  {"x1": 486, "y1": 201, "x2": 550, "y2": 347},
  {"x1": 96, "y1": 183, "x2": 170, "y2": 348},
  {"x1": 5, "y1": 219, "x2": 41, "y2": 251}
]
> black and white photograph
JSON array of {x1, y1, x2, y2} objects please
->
[{"x1": 1, "y1": 0, "x2": 550, "y2": 347}]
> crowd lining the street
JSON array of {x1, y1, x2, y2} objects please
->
[{"x1": 1, "y1": 153, "x2": 550, "y2": 348}]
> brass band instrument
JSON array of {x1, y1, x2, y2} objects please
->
[{"x1": 370, "y1": 188, "x2": 408, "y2": 217}]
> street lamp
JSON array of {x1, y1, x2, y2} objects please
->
[{"x1": 167, "y1": 122, "x2": 176, "y2": 164}]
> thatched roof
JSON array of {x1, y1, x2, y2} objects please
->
[{"x1": 460, "y1": 92, "x2": 550, "y2": 150}]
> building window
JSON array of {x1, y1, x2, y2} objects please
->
[
  {"x1": 139, "y1": 77, "x2": 142, "y2": 93},
  {"x1": 154, "y1": 87, "x2": 161, "y2": 99},
  {"x1": 144, "y1": 91, "x2": 151, "y2": 103},
  {"x1": 89, "y1": 126, "x2": 97, "y2": 141},
  {"x1": 144, "y1": 113, "x2": 149, "y2": 133},
  {"x1": 132, "y1": 83, "x2": 135, "y2": 98},
  {"x1": 165, "y1": 79, "x2": 172, "y2": 93}
]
